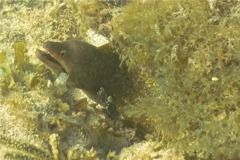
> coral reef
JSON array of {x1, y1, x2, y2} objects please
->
[
  {"x1": 0, "y1": 1, "x2": 136, "y2": 159},
  {"x1": 1, "y1": 0, "x2": 240, "y2": 160}
]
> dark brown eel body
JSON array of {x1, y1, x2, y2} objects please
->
[{"x1": 35, "y1": 41, "x2": 134, "y2": 119}]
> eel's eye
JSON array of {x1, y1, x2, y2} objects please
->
[{"x1": 60, "y1": 50, "x2": 66, "y2": 56}]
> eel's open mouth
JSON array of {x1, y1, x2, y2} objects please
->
[{"x1": 35, "y1": 49, "x2": 66, "y2": 75}]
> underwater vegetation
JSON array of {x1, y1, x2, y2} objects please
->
[
  {"x1": 107, "y1": 0, "x2": 240, "y2": 159},
  {"x1": 0, "y1": 41, "x2": 119, "y2": 160},
  {"x1": 0, "y1": 134, "x2": 53, "y2": 160},
  {"x1": 1, "y1": 0, "x2": 240, "y2": 159}
]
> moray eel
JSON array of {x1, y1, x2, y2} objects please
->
[{"x1": 35, "y1": 41, "x2": 134, "y2": 119}]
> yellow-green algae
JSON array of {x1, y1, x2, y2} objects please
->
[
  {"x1": 1, "y1": 0, "x2": 240, "y2": 160},
  {"x1": 108, "y1": 0, "x2": 240, "y2": 159}
]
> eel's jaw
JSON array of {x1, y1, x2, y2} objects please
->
[{"x1": 35, "y1": 49, "x2": 66, "y2": 75}]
